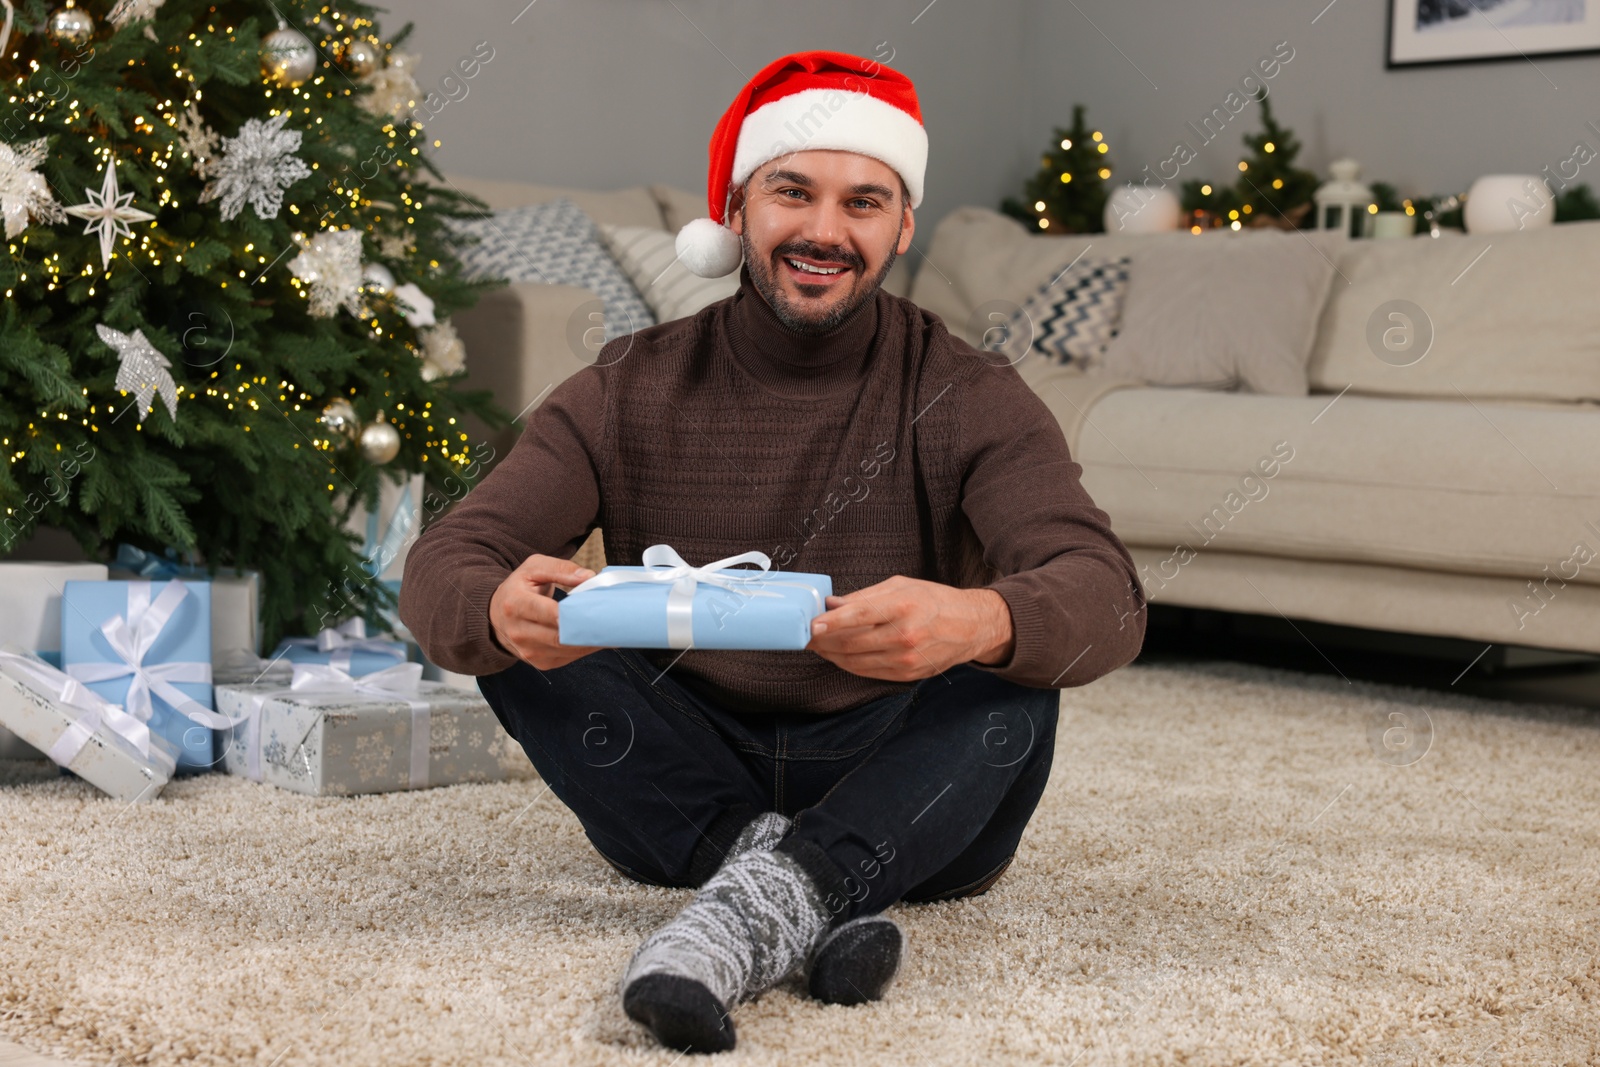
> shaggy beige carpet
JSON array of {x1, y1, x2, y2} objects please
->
[{"x1": 2, "y1": 661, "x2": 1597, "y2": 1067}]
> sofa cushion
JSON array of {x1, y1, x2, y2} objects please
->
[
  {"x1": 1098, "y1": 231, "x2": 1338, "y2": 395},
  {"x1": 598, "y1": 224, "x2": 741, "y2": 323},
  {"x1": 1073, "y1": 385, "x2": 1600, "y2": 587},
  {"x1": 983, "y1": 256, "x2": 1130, "y2": 371},
  {"x1": 651, "y1": 183, "x2": 706, "y2": 235},
  {"x1": 1307, "y1": 220, "x2": 1600, "y2": 403},
  {"x1": 442, "y1": 173, "x2": 666, "y2": 229},
  {"x1": 448, "y1": 199, "x2": 654, "y2": 341}
]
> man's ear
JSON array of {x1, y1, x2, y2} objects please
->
[
  {"x1": 897, "y1": 204, "x2": 915, "y2": 255},
  {"x1": 728, "y1": 184, "x2": 746, "y2": 235}
]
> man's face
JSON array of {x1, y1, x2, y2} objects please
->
[{"x1": 730, "y1": 150, "x2": 916, "y2": 335}]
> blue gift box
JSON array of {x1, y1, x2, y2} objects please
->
[
  {"x1": 60, "y1": 579, "x2": 217, "y2": 771},
  {"x1": 269, "y1": 619, "x2": 409, "y2": 678},
  {"x1": 558, "y1": 553, "x2": 832, "y2": 651}
]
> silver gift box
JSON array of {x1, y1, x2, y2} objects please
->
[{"x1": 214, "y1": 680, "x2": 518, "y2": 796}]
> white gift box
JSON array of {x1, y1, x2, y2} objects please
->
[{"x1": 0, "y1": 646, "x2": 177, "y2": 802}]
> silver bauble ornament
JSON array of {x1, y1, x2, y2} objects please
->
[
  {"x1": 261, "y1": 26, "x2": 316, "y2": 88},
  {"x1": 47, "y1": 5, "x2": 96, "y2": 45},
  {"x1": 342, "y1": 37, "x2": 381, "y2": 77},
  {"x1": 359, "y1": 416, "x2": 401, "y2": 464},
  {"x1": 320, "y1": 398, "x2": 358, "y2": 439}
]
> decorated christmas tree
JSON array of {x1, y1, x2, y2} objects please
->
[
  {"x1": 0, "y1": 0, "x2": 504, "y2": 647},
  {"x1": 1181, "y1": 93, "x2": 1319, "y2": 230},
  {"x1": 1001, "y1": 104, "x2": 1113, "y2": 234}
]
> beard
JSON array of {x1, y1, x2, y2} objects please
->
[{"x1": 740, "y1": 204, "x2": 901, "y2": 336}]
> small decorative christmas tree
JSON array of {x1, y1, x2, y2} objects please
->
[
  {"x1": 1181, "y1": 93, "x2": 1319, "y2": 230},
  {"x1": 1001, "y1": 105, "x2": 1113, "y2": 234}
]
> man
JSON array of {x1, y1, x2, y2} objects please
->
[{"x1": 400, "y1": 49, "x2": 1146, "y2": 1054}]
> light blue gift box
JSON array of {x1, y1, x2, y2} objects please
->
[
  {"x1": 557, "y1": 550, "x2": 832, "y2": 651},
  {"x1": 60, "y1": 579, "x2": 217, "y2": 772},
  {"x1": 269, "y1": 619, "x2": 409, "y2": 678}
]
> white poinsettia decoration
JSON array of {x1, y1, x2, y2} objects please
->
[
  {"x1": 0, "y1": 138, "x2": 67, "y2": 239},
  {"x1": 360, "y1": 50, "x2": 422, "y2": 121},
  {"x1": 200, "y1": 112, "x2": 311, "y2": 221},
  {"x1": 96, "y1": 323, "x2": 180, "y2": 422},
  {"x1": 419, "y1": 320, "x2": 465, "y2": 379},
  {"x1": 291, "y1": 229, "x2": 365, "y2": 318}
]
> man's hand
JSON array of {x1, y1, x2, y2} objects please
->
[
  {"x1": 489, "y1": 554, "x2": 605, "y2": 670},
  {"x1": 805, "y1": 575, "x2": 1015, "y2": 682}
]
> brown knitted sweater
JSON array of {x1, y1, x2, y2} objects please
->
[{"x1": 399, "y1": 265, "x2": 1147, "y2": 714}]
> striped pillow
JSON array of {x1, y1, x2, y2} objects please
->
[{"x1": 599, "y1": 224, "x2": 741, "y2": 323}]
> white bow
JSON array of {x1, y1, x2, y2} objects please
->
[
  {"x1": 0, "y1": 649, "x2": 176, "y2": 774},
  {"x1": 566, "y1": 544, "x2": 795, "y2": 649},
  {"x1": 65, "y1": 580, "x2": 239, "y2": 731}
]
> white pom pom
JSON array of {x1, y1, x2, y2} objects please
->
[{"x1": 675, "y1": 217, "x2": 743, "y2": 278}]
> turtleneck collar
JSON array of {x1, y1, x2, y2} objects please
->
[{"x1": 725, "y1": 262, "x2": 882, "y2": 399}]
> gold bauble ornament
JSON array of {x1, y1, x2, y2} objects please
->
[
  {"x1": 261, "y1": 26, "x2": 316, "y2": 88},
  {"x1": 47, "y1": 4, "x2": 96, "y2": 45},
  {"x1": 319, "y1": 398, "x2": 359, "y2": 440},
  {"x1": 342, "y1": 37, "x2": 381, "y2": 77},
  {"x1": 359, "y1": 414, "x2": 401, "y2": 464}
]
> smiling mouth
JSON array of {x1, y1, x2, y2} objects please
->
[{"x1": 783, "y1": 254, "x2": 853, "y2": 277}]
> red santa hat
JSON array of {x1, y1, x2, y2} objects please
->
[{"x1": 676, "y1": 49, "x2": 927, "y2": 278}]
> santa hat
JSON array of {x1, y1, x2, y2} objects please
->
[{"x1": 676, "y1": 50, "x2": 927, "y2": 278}]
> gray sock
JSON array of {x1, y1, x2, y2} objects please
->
[
  {"x1": 728, "y1": 811, "x2": 791, "y2": 857},
  {"x1": 622, "y1": 846, "x2": 833, "y2": 1009}
]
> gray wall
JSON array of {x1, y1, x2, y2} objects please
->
[
  {"x1": 1024, "y1": 0, "x2": 1600, "y2": 210},
  {"x1": 382, "y1": 0, "x2": 1028, "y2": 245},
  {"x1": 384, "y1": 0, "x2": 1600, "y2": 242}
]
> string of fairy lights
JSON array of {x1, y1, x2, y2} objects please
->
[{"x1": 2, "y1": 3, "x2": 474, "y2": 493}]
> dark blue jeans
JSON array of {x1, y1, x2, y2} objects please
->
[{"x1": 477, "y1": 646, "x2": 1060, "y2": 924}]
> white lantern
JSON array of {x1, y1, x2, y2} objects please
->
[
  {"x1": 1314, "y1": 158, "x2": 1373, "y2": 237},
  {"x1": 1464, "y1": 175, "x2": 1555, "y2": 234},
  {"x1": 1103, "y1": 184, "x2": 1182, "y2": 234}
]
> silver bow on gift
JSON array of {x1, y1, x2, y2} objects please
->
[
  {"x1": 64, "y1": 580, "x2": 241, "y2": 732},
  {"x1": 565, "y1": 544, "x2": 820, "y2": 649},
  {"x1": 0, "y1": 649, "x2": 177, "y2": 774}
]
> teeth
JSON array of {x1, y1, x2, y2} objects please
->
[{"x1": 787, "y1": 258, "x2": 845, "y2": 275}]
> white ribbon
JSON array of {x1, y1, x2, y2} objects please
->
[
  {"x1": 288, "y1": 661, "x2": 432, "y2": 789},
  {"x1": 0, "y1": 649, "x2": 176, "y2": 775},
  {"x1": 64, "y1": 580, "x2": 242, "y2": 732},
  {"x1": 278, "y1": 617, "x2": 405, "y2": 674},
  {"x1": 565, "y1": 544, "x2": 821, "y2": 649}
]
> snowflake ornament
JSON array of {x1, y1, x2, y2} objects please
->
[
  {"x1": 96, "y1": 323, "x2": 180, "y2": 422},
  {"x1": 291, "y1": 229, "x2": 365, "y2": 318},
  {"x1": 108, "y1": 0, "x2": 165, "y2": 38},
  {"x1": 200, "y1": 112, "x2": 311, "y2": 221},
  {"x1": 0, "y1": 138, "x2": 66, "y2": 239},
  {"x1": 360, "y1": 50, "x2": 422, "y2": 121},
  {"x1": 64, "y1": 164, "x2": 156, "y2": 270},
  {"x1": 174, "y1": 105, "x2": 221, "y2": 179}
]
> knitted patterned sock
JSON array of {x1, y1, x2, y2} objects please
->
[
  {"x1": 621, "y1": 847, "x2": 832, "y2": 1053},
  {"x1": 729, "y1": 811, "x2": 791, "y2": 857}
]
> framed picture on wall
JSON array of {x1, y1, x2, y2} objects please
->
[{"x1": 1387, "y1": 0, "x2": 1600, "y2": 67}]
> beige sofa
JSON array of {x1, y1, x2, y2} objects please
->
[
  {"x1": 445, "y1": 176, "x2": 1600, "y2": 657},
  {"x1": 918, "y1": 207, "x2": 1600, "y2": 658}
]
